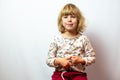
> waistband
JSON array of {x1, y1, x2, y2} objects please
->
[{"x1": 55, "y1": 68, "x2": 77, "y2": 72}]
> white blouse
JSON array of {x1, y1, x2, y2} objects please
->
[{"x1": 46, "y1": 33, "x2": 96, "y2": 72}]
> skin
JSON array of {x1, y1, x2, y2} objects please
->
[
  {"x1": 54, "y1": 14, "x2": 86, "y2": 69},
  {"x1": 62, "y1": 14, "x2": 78, "y2": 34}
]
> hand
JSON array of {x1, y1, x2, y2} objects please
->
[
  {"x1": 55, "y1": 57, "x2": 72, "y2": 69},
  {"x1": 70, "y1": 56, "x2": 86, "y2": 65}
]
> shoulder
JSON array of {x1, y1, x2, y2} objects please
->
[
  {"x1": 53, "y1": 33, "x2": 62, "y2": 39},
  {"x1": 50, "y1": 33, "x2": 63, "y2": 42},
  {"x1": 79, "y1": 33, "x2": 88, "y2": 39},
  {"x1": 78, "y1": 33, "x2": 90, "y2": 42}
]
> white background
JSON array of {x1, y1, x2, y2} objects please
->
[{"x1": 0, "y1": 0, "x2": 120, "y2": 80}]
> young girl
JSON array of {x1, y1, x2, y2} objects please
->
[{"x1": 46, "y1": 3, "x2": 96, "y2": 80}]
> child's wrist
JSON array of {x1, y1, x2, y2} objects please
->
[{"x1": 54, "y1": 58, "x2": 61, "y2": 66}]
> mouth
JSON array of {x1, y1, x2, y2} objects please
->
[{"x1": 66, "y1": 24, "x2": 73, "y2": 26}]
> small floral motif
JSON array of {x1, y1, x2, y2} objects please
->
[{"x1": 46, "y1": 34, "x2": 96, "y2": 72}]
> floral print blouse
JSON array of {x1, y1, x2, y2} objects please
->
[{"x1": 46, "y1": 33, "x2": 96, "y2": 72}]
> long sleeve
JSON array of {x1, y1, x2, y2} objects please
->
[
  {"x1": 82, "y1": 36, "x2": 96, "y2": 66},
  {"x1": 46, "y1": 34, "x2": 96, "y2": 72},
  {"x1": 46, "y1": 37, "x2": 58, "y2": 67}
]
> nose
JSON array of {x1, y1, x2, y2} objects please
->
[{"x1": 68, "y1": 16, "x2": 72, "y2": 22}]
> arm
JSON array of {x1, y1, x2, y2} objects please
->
[
  {"x1": 82, "y1": 36, "x2": 96, "y2": 66},
  {"x1": 46, "y1": 37, "x2": 58, "y2": 67},
  {"x1": 46, "y1": 37, "x2": 72, "y2": 68}
]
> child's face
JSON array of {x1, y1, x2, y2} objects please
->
[{"x1": 62, "y1": 14, "x2": 78, "y2": 32}]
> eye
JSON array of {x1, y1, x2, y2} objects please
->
[
  {"x1": 63, "y1": 16, "x2": 68, "y2": 18},
  {"x1": 71, "y1": 15, "x2": 76, "y2": 18}
]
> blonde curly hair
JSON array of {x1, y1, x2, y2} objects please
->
[{"x1": 58, "y1": 3, "x2": 86, "y2": 33}]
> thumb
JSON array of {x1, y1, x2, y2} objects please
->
[{"x1": 66, "y1": 56, "x2": 72, "y2": 60}]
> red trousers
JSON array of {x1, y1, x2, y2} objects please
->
[{"x1": 52, "y1": 71, "x2": 88, "y2": 80}]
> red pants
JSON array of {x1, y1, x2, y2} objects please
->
[{"x1": 52, "y1": 71, "x2": 88, "y2": 80}]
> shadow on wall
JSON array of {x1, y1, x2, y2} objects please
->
[{"x1": 86, "y1": 32, "x2": 111, "y2": 80}]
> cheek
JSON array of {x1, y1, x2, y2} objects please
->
[
  {"x1": 74, "y1": 22, "x2": 78, "y2": 27},
  {"x1": 73, "y1": 20, "x2": 78, "y2": 24},
  {"x1": 62, "y1": 21, "x2": 67, "y2": 26},
  {"x1": 62, "y1": 22, "x2": 66, "y2": 27},
  {"x1": 73, "y1": 22, "x2": 78, "y2": 27}
]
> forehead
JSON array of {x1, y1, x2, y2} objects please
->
[{"x1": 61, "y1": 6, "x2": 78, "y2": 16}]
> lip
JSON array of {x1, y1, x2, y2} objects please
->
[
  {"x1": 66, "y1": 23, "x2": 73, "y2": 25},
  {"x1": 66, "y1": 24, "x2": 73, "y2": 26}
]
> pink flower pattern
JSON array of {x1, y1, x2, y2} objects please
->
[{"x1": 46, "y1": 33, "x2": 96, "y2": 72}]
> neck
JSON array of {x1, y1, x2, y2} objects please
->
[{"x1": 62, "y1": 31, "x2": 79, "y2": 38}]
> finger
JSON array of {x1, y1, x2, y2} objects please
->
[
  {"x1": 66, "y1": 56, "x2": 72, "y2": 60},
  {"x1": 63, "y1": 64, "x2": 69, "y2": 69}
]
